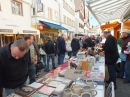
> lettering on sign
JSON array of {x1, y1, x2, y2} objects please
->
[
  {"x1": 0, "y1": 29, "x2": 13, "y2": 33},
  {"x1": 23, "y1": 30, "x2": 37, "y2": 33}
]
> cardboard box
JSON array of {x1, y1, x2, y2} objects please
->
[
  {"x1": 82, "y1": 58, "x2": 88, "y2": 71},
  {"x1": 64, "y1": 69, "x2": 86, "y2": 80}
]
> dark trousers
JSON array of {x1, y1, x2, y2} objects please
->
[
  {"x1": 72, "y1": 50, "x2": 78, "y2": 56},
  {"x1": 0, "y1": 87, "x2": 3, "y2": 97},
  {"x1": 29, "y1": 64, "x2": 36, "y2": 84},
  {"x1": 119, "y1": 61, "x2": 125, "y2": 77},
  {"x1": 107, "y1": 63, "x2": 116, "y2": 87},
  {"x1": 67, "y1": 51, "x2": 72, "y2": 59},
  {"x1": 125, "y1": 60, "x2": 130, "y2": 81}
]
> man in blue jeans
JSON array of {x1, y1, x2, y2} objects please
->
[
  {"x1": 57, "y1": 33, "x2": 67, "y2": 65},
  {"x1": 102, "y1": 30, "x2": 119, "y2": 89},
  {"x1": 25, "y1": 34, "x2": 37, "y2": 84},
  {"x1": 45, "y1": 36, "x2": 56, "y2": 71}
]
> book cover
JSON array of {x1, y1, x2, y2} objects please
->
[
  {"x1": 16, "y1": 85, "x2": 36, "y2": 96},
  {"x1": 32, "y1": 92, "x2": 49, "y2": 97},
  {"x1": 38, "y1": 86, "x2": 55, "y2": 95}
]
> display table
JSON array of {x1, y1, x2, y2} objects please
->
[{"x1": 8, "y1": 56, "x2": 106, "y2": 97}]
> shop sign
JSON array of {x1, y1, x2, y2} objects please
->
[
  {"x1": 0, "y1": 29, "x2": 13, "y2": 33},
  {"x1": 39, "y1": 25, "x2": 44, "y2": 30},
  {"x1": 23, "y1": 30, "x2": 37, "y2": 33},
  {"x1": 37, "y1": 3, "x2": 43, "y2": 12}
]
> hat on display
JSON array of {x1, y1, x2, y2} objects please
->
[{"x1": 121, "y1": 29, "x2": 130, "y2": 33}]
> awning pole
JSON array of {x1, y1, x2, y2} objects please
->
[{"x1": 120, "y1": 22, "x2": 124, "y2": 32}]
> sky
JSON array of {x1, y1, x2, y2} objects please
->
[
  {"x1": 85, "y1": 0, "x2": 99, "y2": 26},
  {"x1": 89, "y1": 11, "x2": 99, "y2": 26}
]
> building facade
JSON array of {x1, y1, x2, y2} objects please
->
[
  {"x1": 0, "y1": 0, "x2": 39, "y2": 46},
  {"x1": 31, "y1": 0, "x2": 62, "y2": 42},
  {"x1": 74, "y1": 0, "x2": 84, "y2": 34},
  {"x1": 59, "y1": 0, "x2": 76, "y2": 38},
  {"x1": 32, "y1": 0, "x2": 76, "y2": 41}
]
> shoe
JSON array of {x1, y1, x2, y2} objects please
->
[
  {"x1": 105, "y1": 85, "x2": 117, "y2": 90},
  {"x1": 52, "y1": 67, "x2": 56, "y2": 70},
  {"x1": 116, "y1": 75, "x2": 122, "y2": 79},
  {"x1": 114, "y1": 86, "x2": 117, "y2": 90},
  {"x1": 44, "y1": 69, "x2": 50, "y2": 72},
  {"x1": 122, "y1": 80, "x2": 130, "y2": 84},
  {"x1": 105, "y1": 80, "x2": 111, "y2": 84}
]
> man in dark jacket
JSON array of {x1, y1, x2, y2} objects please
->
[
  {"x1": 85, "y1": 35, "x2": 95, "y2": 48},
  {"x1": 57, "y1": 33, "x2": 67, "y2": 65},
  {"x1": 102, "y1": 30, "x2": 119, "y2": 89},
  {"x1": 120, "y1": 29, "x2": 130, "y2": 84},
  {"x1": 71, "y1": 34, "x2": 80, "y2": 56},
  {"x1": 45, "y1": 36, "x2": 56, "y2": 71},
  {"x1": 0, "y1": 40, "x2": 29, "y2": 96}
]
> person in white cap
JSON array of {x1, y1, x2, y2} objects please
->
[{"x1": 120, "y1": 29, "x2": 130, "y2": 84}]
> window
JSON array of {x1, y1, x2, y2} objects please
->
[
  {"x1": 63, "y1": 0, "x2": 65, "y2": 8},
  {"x1": 11, "y1": 0, "x2": 22, "y2": 15},
  {"x1": 54, "y1": 11, "x2": 58, "y2": 21},
  {"x1": 33, "y1": 8, "x2": 35, "y2": 15},
  {"x1": 0, "y1": 3, "x2": 1, "y2": 11},
  {"x1": 48, "y1": 8, "x2": 52, "y2": 19},
  {"x1": 64, "y1": 15, "x2": 66, "y2": 24}
]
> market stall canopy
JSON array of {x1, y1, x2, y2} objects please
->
[
  {"x1": 0, "y1": 24, "x2": 40, "y2": 35},
  {"x1": 39, "y1": 20, "x2": 68, "y2": 30},
  {"x1": 101, "y1": 20, "x2": 130, "y2": 30},
  {"x1": 86, "y1": 0, "x2": 130, "y2": 24}
]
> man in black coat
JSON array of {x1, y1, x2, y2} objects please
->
[
  {"x1": 102, "y1": 30, "x2": 119, "y2": 89},
  {"x1": 45, "y1": 36, "x2": 56, "y2": 71},
  {"x1": 71, "y1": 34, "x2": 80, "y2": 56}
]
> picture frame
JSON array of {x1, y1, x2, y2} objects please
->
[{"x1": 37, "y1": 3, "x2": 43, "y2": 12}]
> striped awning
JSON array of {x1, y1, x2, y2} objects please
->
[{"x1": 86, "y1": 0, "x2": 130, "y2": 24}]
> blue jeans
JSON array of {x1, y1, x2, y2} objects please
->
[
  {"x1": 125, "y1": 60, "x2": 130, "y2": 81},
  {"x1": 58, "y1": 54, "x2": 65, "y2": 65},
  {"x1": 41, "y1": 55, "x2": 47, "y2": 70},
  {"x1": 5, "y1": 77, "x2": 29, "y2": 96},
  {"x1": 107, "y1": 63, "x2": 116, "y2": 87},
  {"x1": 29, "y1": 64, "x2": 36, "y2": 84},
  {"x1": 5, "y1": 88, "x2": 19, "y2": 96},
  {"x1": 119, "y1": 61, "x2": 125, "y2": 77},
  {"x1": 72, "y1": 50, "x2": 78, "y2": 56},
  {"x1": 47, "y1": 54, "x2": 55, "y2": 70}
]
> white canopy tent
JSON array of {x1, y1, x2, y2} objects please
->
[{"x1": 86, "y1": 0, "x2": 130, "y2": 24}]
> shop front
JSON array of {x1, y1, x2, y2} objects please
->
[
  {"x1": 32, "y1": 20, "x2": 68, "y2": 43},
  {"x1": 0, "y1": 24, "x2": 40, "y2": 47}
]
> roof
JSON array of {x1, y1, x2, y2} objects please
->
[{"x1": 86, "y1": 0, "x2": 130, "y2": 24}]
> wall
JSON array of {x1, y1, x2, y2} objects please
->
[
  {"x1": 60, "y1": 0, "x2": 76, "y2": 35},
  {"x1": 31, "y1": 0, "x2": 60, "y2": 25},
  {"x1": 0, "y1": 0, "x2": 32, "y2": 27},
  {"x1": 75, "y1": 11, "x2": 84, "y2": 33}
]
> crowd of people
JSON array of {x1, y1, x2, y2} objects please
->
[{"x1": 0, "y1": 29, "x2": 130, "y2": 96}]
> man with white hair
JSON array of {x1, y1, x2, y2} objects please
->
[
  {"x1": 120, "y1": 29, "x2": 130, "y2": 84},
  {"x1": 102, "y1": 30, "x2": 119, "y2": 89}
]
